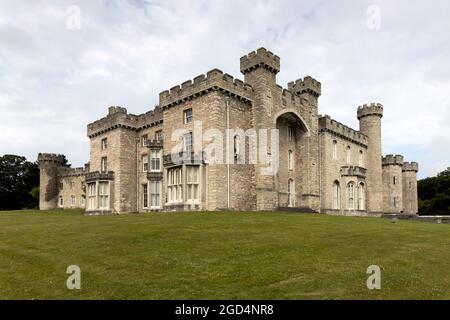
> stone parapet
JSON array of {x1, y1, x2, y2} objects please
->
[
  {"x1": 340, "y1": 166, "x2": 367, "y2": 178},
  {"x1": 287, "y1": 76, "x2": 321, "y2": 97},
  {"x1": 357, "y1": 103, "x2": 384, "y2": 120},
  {"x1": 403, "y1": 162, "x2": 419, "y2": 172},
  {"x1": 58, "y1": 167, "x2": 87, "y2": 178},
  {"x1": 87, "y1": 106, "x2": 163, "y2": 138},
  {"x1": 382, "y1": 154, "x2": 404, "y2": 166},
  {"x1": 319, "y1": 115, "x2": 368, "y2": 146},
  {"x1": 38, "y1": 153, "x2": 67, "y2": 165},
  {"x1": 85, "y1": 171, "x2": 114, "y2": 182},
  {"x1": 159, "y1": 69, "x2": 253, "y2": 108},
  {"x1": 240, "y1": 47, "x2": 280, "y2": 74}
]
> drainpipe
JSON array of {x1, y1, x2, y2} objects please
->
[
  {"x1": 318, "y1": 131, "x2": 322, "y2": 214},
  {"x1": 226, "y1": 100, "x2": 230, "y2": 209},
  {"x1": 136, "y1": 137, "x2": 140, "y2": 212}
]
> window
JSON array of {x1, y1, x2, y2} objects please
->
[
  {"x1": 393, "y1": 197, "x2": 397, "y2": 208},
  {"x1": 187, "y1": 166, "x2": 200, "y2": 201},
  {"x1": 183, "y1": 132, "x2": 193, "y2": 153},
  {"x1": 142, "y1": 134, "x2": 148, "y2": 147},
  {"x1": 150, "y1": 150, "x2": 161, "y2": 172},
  {"x1": 59, "y1": 196, "x2": 64, "y2": 208},
  {"x1": 101, "y1": 138, "x2": 107, "y2": 150},
  {"x1": 142, "y1": 154, "x2": 149, "y2": 172},
  {"x1": 101, "y1": 157, "x2": 107, "y2": 172},
  {"x1": 393, "y1": 176, "x2": 397, "y2": 185},
  {"x1": 333, "y1": 181, "x2": 341, "y2": 209},
  {"x1": 155, "y1": 130, "x2": 163, "y2": 142},
  {"x1": 359, "y1": 150, "x2": 364, "y2": 167},
  {"x1": 332, "y1": 140, "x2": 337, "y2": 160},
  {"x1": 358, "y1": 183, "x2": 365, "y2": 210},
  {"x1": 70, "y1": 195, "x2": 75, "y2": 206},
  {"x1": 98, "y1": 182, "x2": 109, "y2": 210},
  {"x1": 184, "y1": 108, "x2": 193, "y2": 124},
  {"x1": 69, "y1": 181, "x2": 75, "y2": 190},
  {"x1": 348, "y1": 182, "x2": 355, "y2": 209},
  {"x1": 87, "y1": 183, "x2": 96, "y2": 210},
  {"x1": 234, "y1": 135, "x2": 241, "y2": 159},
  {"x1": 346, "y1": 146, "x2": 351, "y2": 165},
  {"x1": 288, "y1": 150, "x2": 294, "y2": 171},
  {"x1": 150, "y1": 181, "x2": 161, "y2": 208},
  {"x1": 167, "y1": 167, "x2": 182, "y2": 203},
  {"x1": 288, "y1": 179, "x2": 295, "y2": 207},
  {"x1": 288, "y1": 127, "x2": 294, "y2": 142},
  {"x1": 142, "y1": 184, "x2": 148, "y2": 208},
  {"x1": 409, "y1": 181, "x2": 412, "y2": 189},
  {"x1": 80, "y1": 196, "x2": 85, "y2": 207}
]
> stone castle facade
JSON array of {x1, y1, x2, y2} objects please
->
[{"x1": 38, "y1": 48, "x2": 419, "y2": 215}]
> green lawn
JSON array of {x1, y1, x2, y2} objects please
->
[{"x1": 0, "y1": 210, "x2": 449, "y2": 300}]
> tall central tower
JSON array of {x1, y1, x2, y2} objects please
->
[
  {"x1": 240, "y1": 48, "x2": 280, "y2": 210},
  {"x1": 358, "y1": 103, "x2": 384, "y2": 212}
]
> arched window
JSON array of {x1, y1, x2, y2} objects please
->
[
  {"x1": 358, "y1": 182, "x2": 365, "y2": 210},
  {"x1": 332, "y1": 140, "x2": 337, "y2": 160},
  {"x1": 359, "y1": 150, "x2": 364, "y2": 167},
  {"x1": 346, "y1": 146, "x2": 351, "y2": 165},
  {"x1": 288, "y1": 150, "x2": 293, "y2": 171},
  {"x1": 288, "y1": 179, "x2": 295, "y2": 207},
  {"x1": 348, "y1": 182, "x2": 355, "y2": 209},
  {"x1": 333, "y1": 181, "x2": 341, "y2": 209}
]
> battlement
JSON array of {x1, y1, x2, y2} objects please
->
[
  {"x1": 159, "y1": 68, "x2": 253, "y2": 108},
  {"x1": 38, "y1": 153, "x2": 67, "y2": 165},
  {"x1": 382, "y1": 154, "x2": 404, "y2": 166},
  {"x1": 357, "y1": 103, "x2": 384, "y2": 120},
  {"x1": 287, "y1": 76, "x2": 322, "y2": 97},
  {"x1": 87, "y1": 106, "x2": 163, "y2": 138},
  {"x1": 403, "y1": 162, "x2": 419, "y2": 172},
  {"x1": 58, "y1": 166, "x2": 87, "y2": 178},
  {"x1": 319, "y1": 115, "x2": 368, "y2": 147},
  {"x1": 240, "y1": 47, "x2": 280, "y2": 75}
]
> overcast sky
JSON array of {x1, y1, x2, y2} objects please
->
[{"x1": 1, "y1": 0, "x2": 449, "y2": 178}]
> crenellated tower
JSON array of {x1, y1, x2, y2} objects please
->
[
  {"x1": 240, "y1": 48, "x2": 280, "y2": 210},
  {"x1": 38, "y1": 153, "x2": 67, "y2": 210},
  {"x1": 382, "y1": 154, "x2": 404, "y2": 213},
  {"x1": 287, "y1": 76, "x2": 321, "y2": 114},
  {"x1": 358, "y1": 103, "x2": 384, "y2": 212},
  {"x1": 402, "y1": 162, "x2": 419, "y2": 214}
]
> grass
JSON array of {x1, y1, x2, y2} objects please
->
[{"x1": 0, "y1": 209, "x2": 449, "y2": 300}]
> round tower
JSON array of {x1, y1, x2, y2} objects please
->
[
  {"x1": 357, "y1": 103, "x2": 384, "y2": 212},
  {"x1": 38, "y1": 153, "x2": 66, "y2": 210},
  {"x1": 382, "y1": 155, "x2": 404, "y2": 213},
  {"x1": 402, "y1": 162, "x2": 419, "y2": 215}
]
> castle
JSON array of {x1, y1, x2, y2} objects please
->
[{"x1": 38, "y1": 48, "x2": 419, "y2": 215}]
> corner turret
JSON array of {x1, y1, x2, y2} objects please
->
[{"x1": 38, "y1": 153, "x2": 67, "y2": 210}]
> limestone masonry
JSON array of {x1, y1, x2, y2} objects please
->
[{"x1": 38, "y1": 48, "x2": 419, "y2": 215}]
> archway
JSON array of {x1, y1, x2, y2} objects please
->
[{"x1": 275, "y1": 111, "x2": 309, "y2": 208}]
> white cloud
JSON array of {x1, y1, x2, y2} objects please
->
[{"x1": 0, "y1": 0, "x2": 449, "y2": 178}]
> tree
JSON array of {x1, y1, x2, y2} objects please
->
[
  {"x1": 0, "y1": 155, "x2": 39, "y2": 210},
  {"x1": 418, "y1": 167, "x2": 450, "y2": 215}
]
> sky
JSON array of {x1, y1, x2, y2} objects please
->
[{"x1": 0, "y1": 0, "x2": 449, "y2": 179}]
